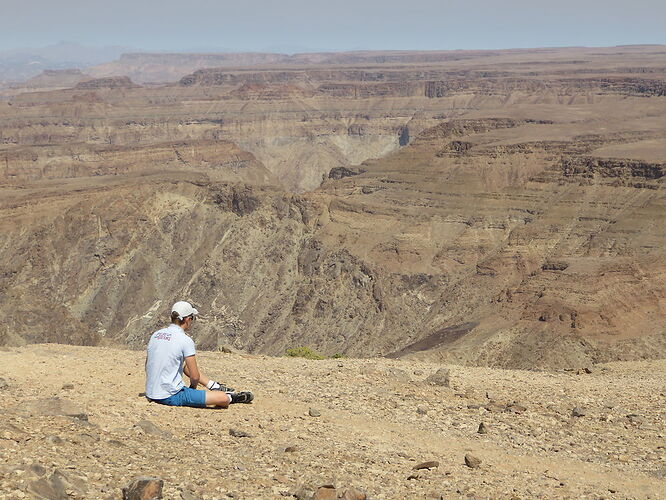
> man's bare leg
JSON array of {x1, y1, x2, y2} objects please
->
[
  {"x1": 182, "y1": 364, "x2": 232, "y2": 407},
  {"x1": 205, "y1": 391, "x2": 231, "y2": 408}
]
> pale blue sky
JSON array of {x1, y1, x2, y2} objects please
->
[{"x1": 1, "y1": 0, "x2": 664, "y2": 52}]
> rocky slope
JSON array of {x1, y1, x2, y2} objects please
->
[{"x1": 0, "y1": 344, "x2": 664, "y2": 499}]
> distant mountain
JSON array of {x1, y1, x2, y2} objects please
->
[
  {"x1": 21, "y1": 69, "x2": 90, "y2": 89},
  {"x1": 0, "y1": 42, "x2": 134, "y2": 84}
]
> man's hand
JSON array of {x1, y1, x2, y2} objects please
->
[{"x1": 208, "y1": 381, "x2": 236, "y2": 392}]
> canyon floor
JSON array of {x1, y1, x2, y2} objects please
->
[{"x1": 0, "y1": 344, "x2": 664, "y2": 499}]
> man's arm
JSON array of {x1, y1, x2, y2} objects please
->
[
  {"x1": 183, "y1": 355, "x2": 201, "y2": 389},
  {"x1": 183, "y1": 357, "x2": 214, "y2": 388}
]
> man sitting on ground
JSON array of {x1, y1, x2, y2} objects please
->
[{"x1": 145, "y1": 301, "x2": 253, "y2": 408}]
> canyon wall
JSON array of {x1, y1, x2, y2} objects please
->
[{"x1": 1, "y1": 47, "x2": 664, "y2": 368}]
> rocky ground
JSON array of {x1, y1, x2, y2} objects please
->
[{"x1": 0, "y1": 344, "x2": 664, "y2": 499}]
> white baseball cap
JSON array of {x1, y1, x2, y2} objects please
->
[{"x1": 171, "y1": 301, "x2": 199, "y2": 320}]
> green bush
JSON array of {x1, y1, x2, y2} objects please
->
[{"x1": 285, "y1": 346, "x2": 325, "y2": 360}]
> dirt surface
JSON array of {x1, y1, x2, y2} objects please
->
[{"x1": 0, "y1": 344, "x2": 664, "y2": 499}]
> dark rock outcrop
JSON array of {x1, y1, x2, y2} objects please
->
[
  {"x1": 76, "y1": 76, "x2": 137, "y2": 89},
  {"x1": 122, "y1": 477, "x2": 164, "y2": 500},
  {"x1": 328, "y1": 167, "x2": 367, "y2": 180}
]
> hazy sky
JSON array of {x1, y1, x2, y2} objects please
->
[{"x1": 1, "y1": 0, "x2": 664, "y2": 53}]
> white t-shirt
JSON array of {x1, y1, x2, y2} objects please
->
[{"x1": 145, "y1": 324, "x2": 196, "y2": 400}]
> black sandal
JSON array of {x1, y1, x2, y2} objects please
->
[{"x1": 229, "y1": 391, "x2": 254, "y2": 404}]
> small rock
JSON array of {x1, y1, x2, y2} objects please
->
[
  {"x1": 485, "y1": 391, "x2": 498, "y2": 402},
  {"x1": 477, "y1": 422, "x2": 487, "y2": 434},
  {"x1": 484, "y1": 403, "x2": 506, "y2": 413},
  {"x1": 229, "y1": 428, "x2": 252, "y2": 438},
  {"x1": 308, "y1": 408, "x2": 322, "y2": 417},
  {"x1": 626, "y1": 414, "x2": 643, "y2": 424},
  {"x1": 283, "y1": 445, "x2": 298, "y2": 453},
  {"x1": 29, "y1": 464, "x2": 47, "y2": 477},
  {"x1": 180, "y1": 490, "x2": 202, "y2": 500},
  {"x1": 407, "y1": 473, "x2": 421, "y2": 480},
  {"x1": 416, "y1": 406, "x2": 428, "y2": 415},
  {"x1": 74, "y1": 432, "x2": 100, "y2": 444},
  {"x1": 425, "y1": 368, "x2": 450, "y2": 387},
  {"x1": 572, "y1": 407, "x2": 586, "y2": 417},
  {"x1": 507, "y1": 404, "x2": 527, "y2": 414},
  {"x1": 293, "y1": 486, "x2": 315, "y2": 500},
  {"x1": 29, "y1": 469, "x2": 88, "y2": 499},
  {"x1": 61, "y1": 383, "x2": 75, "y2": 390},
  {"x1": 24, "y1": 397, "x2": 88, "y2": 421},
  {"x1": 649, "y1": 468, "x2": 666, "y2": 479},
  {"x1": 312, "y1": 485, "x2": 337, "y2": 500},
  {"x1": 386, "y1": 367, "x2": 412, "y2": 383},
  {"x1": 134, "y1": 420, "x2": 172, "y2": 438},
  {"x1": 46, "y1": 435, "x2": 64, "y2": 446},
  {"x1": 28, "y1": 476, "x2": 65, "y2": 498},
  {"x1": 122, "y1": 477, "x2": 164, "y2": 500},
  {"x1": 464, "y1": 454, "x2": 482, "y2": 468},
  {"x1": 0, "y1": 378, "x2": 9, "y2": 390},
  {"x1": 340, "y1": 487, "x2": 367, "y2": 500},
  {"x1": 464, "y1": 387, "x2": 477, "y2": 398},
  {"x1": 413, "y1": 461, "x2": 439, "y2": 470}
]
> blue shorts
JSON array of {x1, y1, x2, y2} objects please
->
[{"x1": 151, "y1": 387, "x2": 207, "y2": 408}]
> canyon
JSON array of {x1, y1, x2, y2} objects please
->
[{"x1": 0, "y1": 46, "x2": 664, "y2": 369}]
